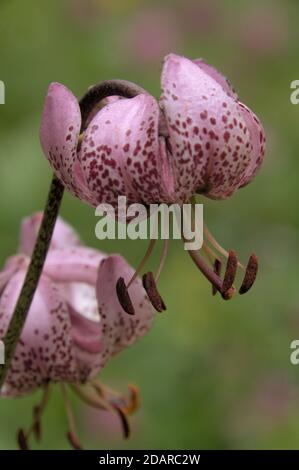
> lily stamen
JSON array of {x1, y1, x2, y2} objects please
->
[
  {"x1": 127, "y1": 238, "x2": 157, "y2": 289},
  {"x1": 187, "y1": 245, "x2": 224, "y2": 294},
  {"x1": 71, "y1": 382, "x2": 134, "y2": 440},
  {"x1": 16, "y1": 383, "x2": 51, "y2": 449},
  {"x1": 203, "y1": 223, "x2": 244, "y2": 270},
  {"x1": 221, "y1": 250, "x2": 238, "y2": 295},
  {"x1": 92, "y1": 379, "x2": 140, "y2": 416},
  {"x1": 239, "y1": 254, "x2": 259, "y2": 294},
  {"x1": 155, "y1": 239, "x2": 169, "y2": 283},
  {"x1": 60, "y1": 383, "x2": 83, "y2": 450},
  {"x1": 212, "y1": 259, "x2": 222, "y2": 296},
  {"x1": 116, "y1": 277, "x2": 135, "y2": 315},
  {"x1": 203, "y1": 241, "x2": 223, "y2": 265},
  {"x1": 142, "y1": 272, "x2": 166, "y2": 313}
]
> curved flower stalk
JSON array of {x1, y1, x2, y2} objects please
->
[
  {"x1": 0, "y1": 214, "x2": 155, "y2": 449},
  {"x1": 40, "y1": 53, "x2": 265, "y2": 311}
]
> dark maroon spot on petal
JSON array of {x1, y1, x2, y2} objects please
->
[{"x1": 223, "y1": 131, "x2": 230, "y2": 143}]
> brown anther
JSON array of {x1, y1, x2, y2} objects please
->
[
  {"x1": 142, "y1": 272, "x2": 166, "y2": 313},
  {"x1": 66, "y1": 431, "x2": 83, "y2": 450},
  {"x1": 113, "y1": 406, "x2": 131, "y2": 439},
  {"x1": 212, "y1": 259, "x2": 222, "y2": 296},
  {"x1": 221, "y1": 250, "x2": 238, "y2": 295},
  {"x1": 116, "y1": 277, "x2": 135, "y2": 315},
  {"x1": 127, "y1": 384, "x2": 140, "y2": 414},
  {"x1": 119, "y1": 384, "x2": 140, "y2": 415},
  {"x1": 239, "y1": 254, "x2": 258, "y2": 294},
  {"x1": 17, "y1": 429, "x2": 30, "y2": 450}
]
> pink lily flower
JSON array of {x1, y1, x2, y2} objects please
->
[
  {"x1": 0, "y1": 214, "x2": 154, "y2": 448},
  {"x1": 40, "y1": 53, "x2": 265, "y2": 307},
  {"x1": 40, "y1": 53, "x2": 265, "y2": 207}
]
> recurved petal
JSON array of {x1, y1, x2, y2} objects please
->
[
  {"x1": 39, "y1": 83, "x2": 96, "y2": 206},
  {"x1": 0, "y1": 255, "x2": 26, "y2": 295},
  {"x1": 96, "y1": 255, "x2": 155, "y2": 366},
  {"x1": 68, "y1": 304, "x2": 103, "y2": 381},
  {"x1": 40, "y1": 83, "x2": 81, "y2": 187},
  {"x1": 193, "y1": 59, "x2": 238, "y2": 99},
  {"x1": 19, "y1": 213, "x2": 81, "y2": 257},
  {"x1": 237, "y1": 102, "x2": 266, "y2": 188},
  {"x1": 84, "y1": 95, "x2": 123, "y2": 128},
  {"x1": 78, "y1": 94, "x2": 166, "y2": 208},
  {"x1": 0, "y1": 271, "x2": 78, "y2": 397},
  {"x1": 44, "y1": 247, "x2": 106, "y2": 285},
  {"x1": 160, "y1": 53, "x2": 255, "y2": 200}
]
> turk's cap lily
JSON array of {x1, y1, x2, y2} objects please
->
[
  {"x1": 0, "y1": 214, "x2": 155, "y2": 397},
  {"x1": 40, "y1": 53, "x2": 265, "y2": 209}
]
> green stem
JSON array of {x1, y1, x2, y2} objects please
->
[
  {"x1": 0, "y1": 79, "x2": 143, "y2": 389},
  {"x1": 0, "y1": 175, "x2": 64, "y2": 388}
]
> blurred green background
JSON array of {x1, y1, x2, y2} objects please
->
[{"x1": 0, "y1": 0, "x2": 299, "y2": 450}]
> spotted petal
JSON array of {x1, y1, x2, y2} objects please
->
[
  {"x1": 78, "y1": 94, "x2": 170, "y2": 208},
  {"x1": 96, "y1": 255, "x2": 155, "y2": 367},
  {"x1": 193, "y1": 59, "x2": 238, "y2": 100},
  {"x1": 160, "y1": 53, "x2": 261, "y2": 200},
  {"x1": 0, "y1": 271, "x2": 78, "y2": 397},
  {"x1": 40, "y1": 83, "x2": 96, "y2": 205},
  {"x1": 237, "y1": 102, "x2": 266, "y2": 188},
  {"x1": 44, "y1": 247, "x2": 106, "y2": 285}
]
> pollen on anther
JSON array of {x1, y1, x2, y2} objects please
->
[
  {"x1": 116, "y1": 277, "x2": 135, "y2": 315},
  {"x1": 142, "y1": 272, "x2": 166, "y2": 313},
  {"x1": 239, "y1": 254, "x2": 258, "y2": 294},
  {"x1": 222, "y1": 250, "x2": 238, "y2": 295}
]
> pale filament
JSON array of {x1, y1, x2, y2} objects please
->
[
  {"x1": 203, "y1": 223, "x2": 244, "y2": 270},
  {"x1": 71, "y1": 383, "x2": 113, "y2": 413},
  {"x1": 127, "y1": 238, "x2": 157, "y2": 288},
  {"x1": 155, "y1": 239, "x2": 169, "y2": 283},
  {"x1": 25, "y1": 383, "x2": 51, "y2": 440},
  {"x1": 60, "y1": 383, "x2": 81, "y2": 444},
  {"x1": 202, "y1": 241, "x2": 220, "y2": 264}
]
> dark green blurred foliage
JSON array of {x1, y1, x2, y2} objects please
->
[{"x1": 0, "y1": 0, "x2": 299, "y2": 449}]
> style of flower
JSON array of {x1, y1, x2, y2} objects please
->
[
  {"x1": 40, "y1": 53, "x2": 265, "y2": 313},
  {"x1": 0, "y1": 213, "x2": 155, "y2": 449}
]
